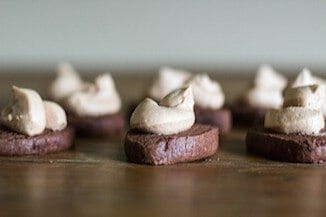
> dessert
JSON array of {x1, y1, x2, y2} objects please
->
[
  {"x1": 129, "y1": 68, "x2": 231, "y2": 134},
  {"x1": 65, "y1": 73, "x2": 125, "y2": 137},
  {"x1": 231, "y1": 65, "x2": 287, "y2": 127},
  {"x1": 246, "y1": 82, "x2": 326, "y2": 163},
  {"x1": 0, "y1": 86, "x2": 74, "y2": 155},
  {"x1": 186, "y1": 74, "x2": 232, "y2": 134},
  {"x1": 48, "y1": 63, "x2": 125, "y2": 137},
  {"x1": 125, "y1": 87, "x2": 218, "y2": 165}
]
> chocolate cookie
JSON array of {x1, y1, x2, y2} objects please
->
[
  {"x1": 68, "y1": 113, "x2": 125, "y2": 137},
  {"x1": 0, "y1": 126, "x2": 74, "y2": 156},
  {"x1": 124, "y1": 124, "x2": 218, "y2": 165},
  {"x1": 195, "y1": 107, "x2": 232, "y2": 135},
  {"x1": 230, "y1": 101, "x2": 267, "y2": 127},
  {"x1": 246, "y1": 127, "x2": 326, "y2": 163}
]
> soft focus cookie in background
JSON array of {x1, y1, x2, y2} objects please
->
[
  {"x1": 231, "y1": 65, "x2": 287, "y2": 127},
  {"x1": 65, "y1": 74, "x2": 125, "y2": 138},
  {"x1": 49, "y1": 63, "x2": 125, "y2": 138}
]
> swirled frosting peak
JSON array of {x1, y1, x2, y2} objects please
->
[
  {"x1": 66, "y1": 73, "x2": 121, "y2": 116},
  {"x1": 291, "y1": 68, "x2": 316, "y2": 88},
  {"x1": 245, "y1": 65, "x2": 287, "y2": 109},
  {"x1": 49, "y1": 63, "x2": 86, "y2": 101},
  {"x1": 254, "y1": 65, "x2": 287, "y2": 90},
  {"x1": 185, "y1": 74, "x2": 225, "y2": 109},
  {"x1": 148, "y1": 67, "x2": 191, "y2": 100},
  {"x1": 130, "y1": 86, "x2": 195, "y2": 135},
  {"x1": 1, "y1": 86, "x2": 67, "y2": 136},
  {"x1": 264, "y1": 84, "x2": 325, "y2": 135},
  {"x1": 291, "y1": 68, "x2": 326, "y2": 116}
]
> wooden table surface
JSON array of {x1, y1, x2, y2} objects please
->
[{"x1": 0, "y1": 72, "x2": 325, "y2": 217}]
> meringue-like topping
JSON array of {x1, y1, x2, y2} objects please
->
[
  {"x1": 43, "y1": 101, "x2": 67, "y2": 131},
  {"x1": 291, "y1": 68, "x2": 326, "y2": 116},
  {"x1": 245, "y1": 65, "x2": 287, "y2": 109},
  {"x1": 1, "y1": 86, "x2": 46, "y2": 136},
  {"x1": 264, "y1": 107, "x2": 324, "y2": 135},
  {"x1": 130, "y1": 87, "x2": 195, "y2": 135},
  {"x1": 254, "y1": 65, "x2": 287, "y2": 90},
  {"x1": 264, "y1": 84, "x2": 325, "y2": 135},
  {"x1": 49, "y1": 63, "x2": 86, "y2": 101},
  {"x1": 185, "y1": 74, "x2": 225, "y2": 109},
  {"x1": 291, "y1": 68, "x2": 316, "y2": 88},
  {"x1": 66, "y1": 73, "x2": 121, "y2": 116},
  {"x1": 148, "y1": 67, "x2": 191, "y2": 100},
  {"x1": 1, "y1": 87, "x2": 68, "y2": 136},
  {"x1": 283, "y1": 85, "x2": 325, "y2": 110},
  {"x1": 245, "y1": 88, "x2": 284, "y2": 109}
]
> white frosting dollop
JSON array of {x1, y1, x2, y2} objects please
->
[
  {"x1": 1, "y1": 86, "x2": 46, "y2": 136},
  {"x1": 291, "y1": 68, "x2": 326, "y2": 88},
  {"x1": 66, "y1": 73, "x2": 121, "y2": 116},
  {"x1": 283, "y1": 85, "x2": 325, "y2": 110},
  {"x1": 185, "y1": 74, "x2": 225, "y2": 109},
  {"x1": 49, "y1": 63, "x2": 86, "y2": 101},
  {"x1": 264, "y1": 107, "x2": 324, "y2": 135},
  {"x1": 148, "y1": 67, "x2": 191, "y2": 100},
  {"x1": 43, "y1": 101, "x2": 67, "y2": 131},
  {"x1": 291, "y1": 68, "x2": 316, "y2": 88},
  {"x1": 245, "y1": 89, "x2": 284, "y2": 109},
  {"x1": 130, "y1": 87, "x2": 195, "y2": 135},
  {"x1": 264, "y1": 84, "x2": 325, "y2": 135},
  {"x1": 245, "y1": 65, "x2": 287, "y2": 109},
  {"x1": 254, "y1": 65, "x2": 288, "y2": 90},
  {"x1": 291, "y1": 68, "x2": 326, "y2": 116},
  {"x1": 1, "y1": 87, "x2": 68, "y2": 136}
]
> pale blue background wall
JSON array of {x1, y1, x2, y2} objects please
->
[{"x1": 1, "y1": 0, "x2": 326, "y2": 72}]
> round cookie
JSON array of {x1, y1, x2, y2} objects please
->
[
  {"x1": 194, "y1": 107, "x2": 232, "y2": 135},
  {"x1": 246, "y1": 127, "x2": 326, "y2": 163},
  {"x1": 0, "y1": 126, "x2": 74, "y2": 156},
  {"x1": 68, "y1": 113, "x2": 125, "y2": 137},
  {"x1": 125, "y1": 124, "x2": 218, "y2": 165}
]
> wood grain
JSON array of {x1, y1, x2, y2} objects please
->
[{"x1": 0, "y1": 72, "x2": 324, "y2": 217}]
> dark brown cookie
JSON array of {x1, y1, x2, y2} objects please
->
[
  {"x1": 195, "y1": 107, "x2": 232, "y2": 135},
  {"x1": 124, "y1": 124, "x2": 219, "y2": 165},
  {"x1": 246, "y1": 127, "x2": 326, "y2": 163},
  {"x1": 68, "y1": 113, "x2": 125, "y2": 137},
  {"x1": 0, "y1": 126, "x2": 74, "y2": 156},
  {"x1": 230, "y1": 100, "x2": 267, "y2": 127}
]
